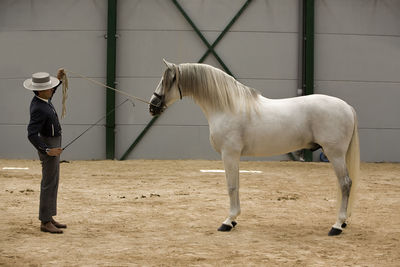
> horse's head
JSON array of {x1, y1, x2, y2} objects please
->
[{"x1": 149, "y1": 59, "x2": 182, "y2": 116}]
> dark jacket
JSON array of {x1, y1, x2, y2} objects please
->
[{"x1": 27, "y1": 94, "x2": 62, "y2": 154}]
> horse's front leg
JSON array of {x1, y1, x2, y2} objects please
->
[{"x1": 218, "y1": 150, "x2": 241, "y2": 232}]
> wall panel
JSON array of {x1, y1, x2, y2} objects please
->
[
  {"x1": 115, "y1": 0, "x2": 299, "y2": 160},
  {"x1": 315, "y1": 0, "x2": 400, "y2": 162},
  {"x1": 2, "y1": 0, "x2": 398, "y2": 162},
  {"x1": 0, "y1": 0, "x2": 107, "y2": 159}
]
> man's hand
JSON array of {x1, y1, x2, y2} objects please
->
[
  {"x1": 46, "y1": 148, "x2": 63, "y2": 156},
  {"x1": 57, "y1": 68, "x2": 65, "y2": 80}
]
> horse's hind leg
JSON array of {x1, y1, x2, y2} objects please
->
[
  {"x1": 328, "y1": 156, "x2": 352, "y2": 236},
  {"x1": 218, "y1": 150, "x2": 241, "y2": 232}
]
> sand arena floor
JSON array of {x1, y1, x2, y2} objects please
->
[{"x1": 0, "y1": 159, "x2": 399, "y2": 266}]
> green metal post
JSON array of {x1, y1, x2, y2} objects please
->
[
  {"x1": 106, "y1": 0, "x2": 117, "y2": 159},
  {"x1": 303, "y1": 0, "x2": 314, "y2": 162},
  {"x1": 304, "y1": 0, "x2": 314, "y2": 96}
]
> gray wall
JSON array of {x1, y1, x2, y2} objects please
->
[
  {"x1": 0, "y1": 0, "x2": 108, "y2": 160},
  {"x1": 1, "y1": 0, "x2": 399, "y2": 162},
  {"x1": 115, "y1": 0, "x2": 299, "y2": 161},
  {"x1": 314, "y1": 0, "x2": 400, "y2": 162}
]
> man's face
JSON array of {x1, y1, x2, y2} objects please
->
[{"x1": 37, "y1": 88, "x2": 54, "y2": 100}]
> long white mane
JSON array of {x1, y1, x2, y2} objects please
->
[{"x1": 178, "y1": 63, "x2": 260, "y2": 113}]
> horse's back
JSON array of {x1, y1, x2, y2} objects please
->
[
  {"x1": 272, "y1": 94, "x2": 355, "y2": 154},
  {"x1": 259, "y1": 94, "x2": 354, "y2": 125},
  {"x1": 303, "y1": 94, "x2": 355, "y2": 155},
  {"x1": 296, "y1": 94, "x2": 355, "y2": 143},
  {"x1": 238, "y1": 94, "x2": 355, "y2": 156}
]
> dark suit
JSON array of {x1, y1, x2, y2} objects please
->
[
  {"x1": 27, "y1": 90, "x2": 62, "y2": 222},
  {"x1": 28, "y1": 96, "x2": 62, "y2": 153}
]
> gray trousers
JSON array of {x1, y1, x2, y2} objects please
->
[{"x1": 37, "y1": 136, "x2": 61, "y2": 222}]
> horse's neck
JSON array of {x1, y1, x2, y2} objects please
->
[
  {"x1": 180, "y1": 64, "x2": 263, "y2": 119},
  {"x1": 179, "y1": 82, "x2": 211, "y2": 120},
  {"x1": 191, "y1": 96, "x2": 214, "y2": 121},
  {"x1": 190, "y1": 93, "x2": 263, "y2": 123}
]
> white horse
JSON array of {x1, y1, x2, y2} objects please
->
[{"x1": 149, "y1": 60, "x2": 360, "y2": 236}]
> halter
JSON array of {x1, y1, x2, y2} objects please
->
[
  {"x1": 174, "y1": 65, "x2": 183, "y2": 100},
  {"x1": 177, "y1": 83, "x2": 183, "y2": 100},
  {"x1": 149, "y1": 67, "x2": 182, "y2": 115},
  {"x1": 149, "y1": 84, "x2": 182, "y2": 115}
]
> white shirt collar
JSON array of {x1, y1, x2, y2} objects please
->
[{"x1": 35, "y1": 95, "x2": 49, "y2": 103}]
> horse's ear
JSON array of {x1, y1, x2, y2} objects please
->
[{"x1": 163, "y1": 59, "x2": 175, "y2": 70}]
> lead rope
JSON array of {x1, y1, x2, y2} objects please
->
[
  {"x1": 63, "y1": 69, "x2": 152, "y2": 105},
  {"x1": 61, "y1": 72, "x2": 68, "y2": 119},
  {"x1": 59, "y1": 69, "x2": 150, "y2": 150}
]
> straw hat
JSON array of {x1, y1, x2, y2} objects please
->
[{"x1": 23, "y1": 72, "x2": 60, "y2": 91}]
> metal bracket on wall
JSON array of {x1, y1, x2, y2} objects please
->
[{"x1": 120, "y1": 0, "x2": 253, "y2": 160}]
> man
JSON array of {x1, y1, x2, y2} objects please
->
[{"x1": 24, "y1": 70, "x2": 67, "y2": 234}]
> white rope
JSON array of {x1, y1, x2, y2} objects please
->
[
  {"x1": 63, "y1": 69, "x2": 152, "y2": 105},
  {"x1": 61, "y1": 72, "x2": 68, "y2": 119}
]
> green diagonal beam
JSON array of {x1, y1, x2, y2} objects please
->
[
  {"x1": 120, "y1": 0, "x2": 252, "y2": 160},
  {"x1": 120, "y1": 115, "x2": 159, "y2": 160},
  {"x1": 198, "y1": 0, "x2": 252, "y2": 64},
  {"x1": 172, "y1": 0, "x2": 252, "y2": 75},
  {"x1": 171, "y1": 0, "x2": 233, "y2": 75}
]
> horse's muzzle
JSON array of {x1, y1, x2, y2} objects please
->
[{"x1": 149, "y1": 93, "x2": 166, "y2": 116}]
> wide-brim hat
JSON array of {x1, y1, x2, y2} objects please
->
[{"x1": 23, "y1": 72, "x2": 60, "y2": 91}]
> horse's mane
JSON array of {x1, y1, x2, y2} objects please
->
[{"x1": 178, "y1": 63, "x2": 260, "y2": 113}]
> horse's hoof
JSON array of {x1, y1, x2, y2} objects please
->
[
  {"x1": 218, "y1": 224, "x2": 232, "y2": 231},
  {"x1": 218, "y1": 221, "x2": 237, "y2": 232},
  {"x1": 341, "y1": 222, "x2": 347, "y2": 228},
  {"x1": 328, "y1": 227, "x2": 342, "y2": 236}
]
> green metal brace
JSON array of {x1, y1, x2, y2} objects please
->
[
  {"x1": 197, "y1": 0, "x2": 252, "y2": 66},
  {"x1": 120, "y1": 0, "x2": 252, "y2": 160}
]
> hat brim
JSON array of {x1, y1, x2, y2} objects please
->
[{"x1": 23, "y1": 76, "x2": 60, "y2": 91}]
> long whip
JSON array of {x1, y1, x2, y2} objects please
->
[
  {"x1": 62, "y1": 99, "x2": 130, "y2": 150},
  {"x1": 59, "y1": 69, "x2": 151, "y2": 150}
]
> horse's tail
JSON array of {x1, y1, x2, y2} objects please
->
[{"x1": 345, "y1": 107, "x2": 360, "y2": 217}]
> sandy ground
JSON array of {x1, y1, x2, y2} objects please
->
[{"x1": 0, "y1": 159, "x2": 399, "y2": 266}]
